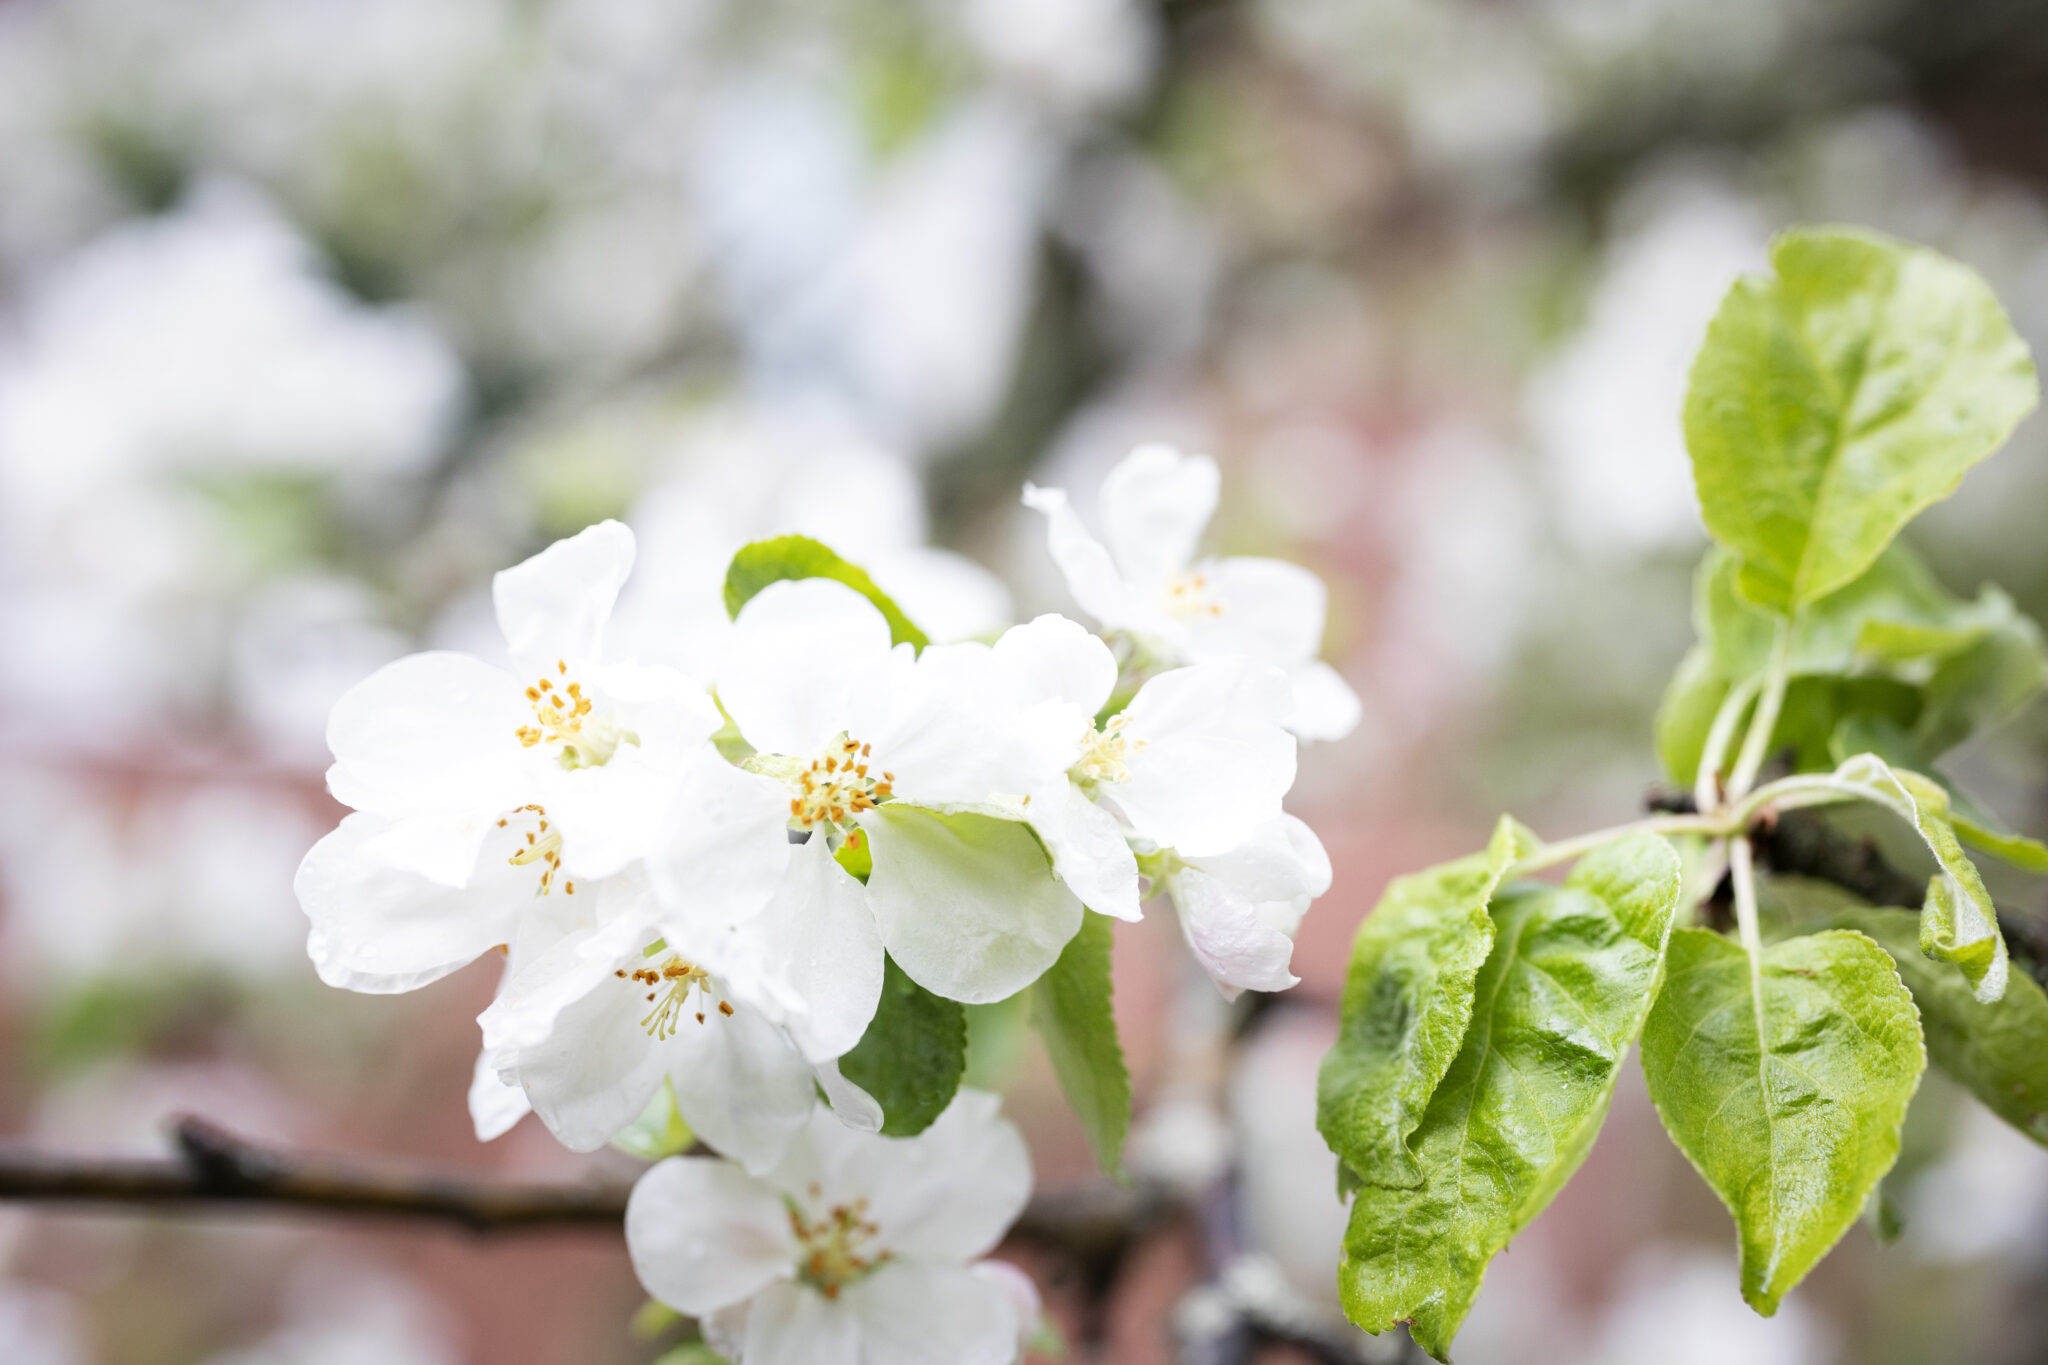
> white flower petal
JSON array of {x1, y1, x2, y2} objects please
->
[
  {"x1": 1098, "y1": 444, "x2": 1219, "y2": 589},
  {"x1": 492, "y1": 519, "x2": 636, "y2": 668},
  {"x1": 1022, "y1": 482, "x2": 1142, "y2": 632},
  {"x1": 297, "y1": 813, "x2": 527, "y2": 993},
  {"x1": 501, "y1": 944, "x2": 671, "y2": 1152},
  {"x1": 1030, "y1": 782, "x2": 1142, "y2": 922},
  {"x1": 324, "y1": 651, "x2": 526, "y2": 821},
  {"x1": 357, "y1": 809, "x2": 495, "y2": 889},
  {"x1": 626, "y1": 1157, "x2": 800, "y2": 1318},
  {"x1": 812, "y1": 1058, "x2": 884, "y2": 1134},
  {"x1": 863, "y1": 807, "x2": 1083, "y2": 1004},
  {"x1": 666, "y1": 1006, "x2": 817, "y2": 1176},
  {"x1": 989, "y1": 614, "x2": 1118, "y2": 714},
  {"x1": 647, "y1": 759, "x2": 796, "y2": 932},
  {"x1": 1183, "y1": 813, "x2": 1332, "y2": 905},
  {"x1": 742, "y1": 1280, "x2": 859, "y2": 1365},
  {"x1": 1285, "y1": 659, "x2": 1363, "y2": 742},
  {"x1": 744, "y1": 836, "x2": 885, "y2": 1062},
  {"x1": 719, "y1": 579, "x2": 893, "y2": 757},
  {"x1": 1167, "y1": 863, "x2": 1301, "y2": 998},
  {"x1": 972, "y1": 1261, "x2": 1044, "y2": 1356},
  {"x1": 468, "y1": 1044, "x2": 531, "y2": 1142},
  {"x1": 845, "y1": 1261, "x2": 1022, "y2": 1365},
  {"x1": 860, "y1": 1089, "x2": 1033, "y2": 1262},
  {"x1": 542, "y1": 743, "x2": 690, "y2": 882},
  {"x1": 1186, "y1": 555, "x2": 1327, "y2": 669},
  {"x1": 1109, "y1": 661, "x2": 1296, "y2": 857},
  {"x1": 477, "y1": 913, "x2": 649, "y2": 1057}
]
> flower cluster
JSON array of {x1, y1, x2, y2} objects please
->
[{"x1": 298, "y1": 445, "x2": 1353, "y2": 1362}]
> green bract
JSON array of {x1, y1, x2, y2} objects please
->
[
  {"x1": 1316, "y1": 816, "x2": 1534, "y2": 1188},
  {"x1": 1685, "y1": 226, "x2": 2037, "y2": 614},
  {"x1": 1335, "y1": 833, "x2": 1682, "y2": 1361},
  {"x1": 1641, "y1": 927, "x2": 1924, "y2": 1313},
  {"x1": 1029, "y1": 911, "x2": 1132, "y2": 1177},
  {"x1": 722, "y1": 533, "x2": 930, "y2": 648}
]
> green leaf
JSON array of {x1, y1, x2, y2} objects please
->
[
  {"x1": 609, "y1": 1080, "x2": 694, "y2": 1161},
  {"x1": 1818, "y1": 905, "x2": 2048, "y2": 1145},
  {"x1": 837, "y1": 955, "x2": 967, "y2": 1137},
  {"x1": 1641, "y1": 927, "x2": 1925, "y2": 1314},
  {"x1": 722, "y1": 534, "x2": 930, "y2": 648},
  {"x1": 1684, "y1": 227, "x2": 2037, "y2": 613},
  {"x1": 1699, "y1": 541, "x2": 2025, "y2": 682},
  {"x1": 1337, "y1": 833, "x2": 1684, "y2": 1360},
  {"x1": 1030, "y1": 911, "x2": 1132, "y2": 1177},
  {"x1": 1317, "y1": 817, "x2": 1536, "y2": 1188},
  {"x1": 1915, "y1": 613, "x2": 2047, "y2": 755},
  {"x1": 1830, "y1": 754, "x2": 2009, "y2": 1001},
  {"x1": 1829, "y1": 712, "x2": 2048, "y2": 873},
  {"x1": 1655, "y1": 644, "x2": 1729, "y2": 788}
]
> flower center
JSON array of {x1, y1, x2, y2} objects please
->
[
  {"x1": 499, "y1": 804, "x2": 574, "y2": 896},
  {"x1": 620, "y1": 954, "x2": 732, "y2": 1039},
  {"x1": 786, "y1": 736, "x2": 894, "y2": 834},
  {"x1": 789, "y1": 1193, "x2": 889, "y2": 1299},
  {"x1": 1072, "y1": 713, "x2": 1143, "y2": 786},
  {"x1": 515, "y1": 660, "x2": 631, "y2": 769},
  {"x1": 1162, "y1": 570, "x2": 1226, "y2": 620}
]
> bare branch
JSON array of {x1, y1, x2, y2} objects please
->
[{"x1": 0, "y1": 1115, "x2": 631, "y2": 1234}]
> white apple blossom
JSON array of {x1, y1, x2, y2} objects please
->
[
  {"x1": 1023, "y1": 444, "x2": 1362, "y2": 741},
  {"x1": 627, "y1": 1092, "x2": 1037, "y2": 1365},
  {"x1": 927, "y1": 612, "x2": 1298, "y2": 937},
  {"x1": 470, "y1": 839, "x2": 882, "y2": 1169},
  {"x1": 709, "y1": 579, "x2": 1084, "y2": 1007},
  {"x1": 299, "y1": 520, "x2": 793, "y2": 993},
  {"x1": 1154, "y1": 815, "x2": 1332, "y2": 998}
]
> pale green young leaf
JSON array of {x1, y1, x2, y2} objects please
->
[
  {"x1": 1337, "y1": 834, "x2": 1684, "y2": 1360},
  {"x1": 1699, "y1": 541, "x2": 2026, "y2": 682},
  {"x1": 1818, "y1": 905, "x2": 2048, "y2": 1145},
  {"x1": 1315, "y1": 816, "x2": 1537, "y2": 1188},
  {"x1": 1829, "y1": 713, "x2": 2048, "y2": 873},
  {"x1": 1684, "y1": 227, "x2": 2037, "y2": 613},
  {"x1": 1831, "y1": 754, "x2": 2009, "y2": 1001},
  {"x1": 837, "y1": 955, "x2": 967, "y2": 1137},
  {"x1": 1655, "y1": 644, "x2": 1729, "y2": 788},
  {"x1": 722, "y1": 534, "x2": 930, "y2": 648},
  {"x1": 1916, "y1": 615, "x2": 2047, "y2": 755},
  {"x1": 610, "y1": 1080, "x2": 694, "y2": 1161},
  {"x1": 1641, "y1": 927, "x2": 1924, "y2": 1314},
  {"x1": 1030, "y1": 911, "x2": 1132, "y2": 1177}
]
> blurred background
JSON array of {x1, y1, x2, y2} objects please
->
[{"x1": 6, "y1": 0, "x2": 2048, "y2": 1361}]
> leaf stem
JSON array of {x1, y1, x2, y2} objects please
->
[
  {"x1": 1730, "y1": 833, "x2": 1766, "y2": 993},
  {"x1": 1512, "y1": 814, "x2": 1723, "y2": 876},
  {"x1": 1725, "y1": 615, "x2": 1796, "y2": 802},
  {"x1": 1694, "y1": 673, "x2": 1762, "y2": 814}
]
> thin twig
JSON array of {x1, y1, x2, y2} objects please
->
[{"x1": 0, "y1": 1115, "x2": 631, "y2": 1233}]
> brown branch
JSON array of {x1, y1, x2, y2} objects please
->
[{"x1": 0, "y1": 1116, "x2": 631, "y2": 1233}]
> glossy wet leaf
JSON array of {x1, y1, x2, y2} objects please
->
[
  {"x1": 1685, "y1": 227, "x2": 2036, "y2": 613},
  {"x1": 1030, "y1": 910, "x2": 1132, "y2": 1177},
  {"x1": 1337, "y1": 833, "x2": 1683, "y2": 1360},
  {"x1": 837, "y1": 955, "x2": 966, "y2": 1137},
  {"x1": 1642, "y1": 927, "x2": 1924, "y2": 1313},
  {"x1": 1820, "y1": 905, "x2": 2048, "y2": 1145},
  {"x1": 1316, "y1": 817, "x2": 1535, "y2": 1188},
  {"x1": 723, "y1": 534, "x2": 929, "y2": 648}
]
